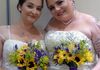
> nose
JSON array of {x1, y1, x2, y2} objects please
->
[
  {"x1": 55, "y1": 6, "x2": 60, "y2": 11},
  {"x1": 31, "y1": 8, "x2": 39, "y2": 16}
]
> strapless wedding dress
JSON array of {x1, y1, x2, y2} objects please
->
[{"x1": 45, "y1": 31, "x2": 97, "y2": 70}]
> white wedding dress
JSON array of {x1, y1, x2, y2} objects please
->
[
  {"x1": 45, "y1": 31, "x2": 97, "y2": 70},
  {"x1": 0, "y1": 26, "x2": 45, "y2": 70}
]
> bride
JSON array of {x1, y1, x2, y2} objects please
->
[
  {"x1": 44, "y1": 0, "x2": 100, "y2": 70},
  {"x1": 0, "y1": 0, "x2": 44, "y2": 70}
]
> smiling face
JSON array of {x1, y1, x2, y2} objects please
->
[
  {"x1": 46, "y1": 0, "x2": 75, "y2": 22},
  {"x1": 18, "y1": 0, "x2": 43, "y2": 23}
]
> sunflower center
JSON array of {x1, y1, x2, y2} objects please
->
[
  {"x1": 20, "y1": 59, "x2": 24, "y2": 64},
  {"x1": 69, "y1": 54, "x2": 72, "y2": 57},
  {"x1": 29, "y1": 62, "x2": 34, "y2": 68},
  {"x1": 75, "y1": 57, "x2": 80, "y2": 62}
]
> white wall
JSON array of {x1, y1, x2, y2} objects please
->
[
  {"x1": 76, "y1": 0, "x2": 100, "y2": 20},
  {"x1": 34, "y1": 1, "x2": 52, "y2": 30},
  {"x1": 0, "y1": 0, "x2": 7, "y2": 25},
  {"x1": 1, "y1": 0, "x2": 100, "y2": 26},
  {"x1": 10, "y1": 0, "x2": 20, "y2": 25}
]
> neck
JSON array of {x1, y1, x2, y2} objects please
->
[
  {"x1": 18, "y1": 19, "x2": 42, "y2": 37},
  {"x1": 12, "y1": 19, "x2": 40, "y2": 36},
  {"x1": 62, "y1": 10, "x2": 77, "y2": 26},
  {"x1": 62, "y1": 17, "x2": 74, "y2": 26},
  {"x1": 20, "y1": 19, "x2": 37, "y2": 31}
]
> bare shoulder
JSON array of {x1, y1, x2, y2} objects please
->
[
  {"x1": 80, "y1": 12, "x2": 97, "y2": 23},
  {"x1": 0, "y1": 25, "x2": 9, "y2": 30},
  {"x1": 0, "y1": 25, "x2": 9, "y2": 34},
  {"x1": 0, "y1": 25, "x2": 10, "y2": 39},
  {"x1": 78, "y1": 12, "x2": 97, "y2": 30}
]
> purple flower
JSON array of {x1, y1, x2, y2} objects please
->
[
  {"x1": 34, "y1": 56, "x2": 39, "y2": 63},
  {"x1": 77, "y1": 44, "x2": 80, "y2": 50},
  {"x1": 54, "y1": 46, "x2": 61, "y2": 50},
  {"x1": 34, "y1": 49, "x2": 42, "y2": 58},
  {"x1": 89, "y1": 48, "x2": 91, "y2": 51},
  {"x1": 41, "y1": 50, "x2": 46, "y2": 55},
  {"x1": 15, "y1": 44, "x2": 18, "y2": 51},
  {"x1": 65, "y1": 48, "x2": 69, "y2": 52}
]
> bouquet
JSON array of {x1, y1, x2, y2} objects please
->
[
  {"x1": 53, "y1": 40, "x2": 93, "y2": 70},
  {"x1": 8, "y1": 41, "x2": 49, "y2": 70}
]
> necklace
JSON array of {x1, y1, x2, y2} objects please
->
[
  {"x1": 62, "y1": 11, "x2": 76, "y2": 26},
  {"x1": 62, "y1": 17, "x2": 74, "y2": 26}
]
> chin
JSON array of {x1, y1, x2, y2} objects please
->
[
  {"x1": 56, "y1": 17, "x2": 64, "y2": 21},
  {"x1": 56, "y1": 15, "x2": 65, "y2": 20},
  {"x1": 28, "y1": 19, "x2": 36, "y2": 23}
]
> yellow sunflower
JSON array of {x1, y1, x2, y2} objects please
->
[
  {"x1": 53, "y1": 49, "x2": 67, "y2": 64},
  {"x1": 73, "y1": 54, "x2": 85, "y2": 66},
  {"x1": 84, "y1": 51, "x2": 93, "y2": 62},
  {"x1": 26, "y1": 58, "x2": 37, "y2": 70},
  {"x1": 65, "y1": 53, "x2": 74, "y2": 63},
  {"x1": 17, "y1": 56, "x2": 26, "y2": 67}
]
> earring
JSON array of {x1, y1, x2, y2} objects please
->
[{"x1": 72, "y1": 1, "x2": 76, "y2": 9}]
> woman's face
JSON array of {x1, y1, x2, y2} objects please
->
[
  {"x1": 46, "y1": 0, "x2": 74, "y2": 22},
  {"x1": 18, "y1": 0, "x2": 43, "y2": 23}
]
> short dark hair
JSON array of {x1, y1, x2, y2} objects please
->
[
  {"x1": 17, "y1": 0, "x2": 26, "y2": 7},
  {"x1": 17, "y1": 0, "x2": 44, "y2": 9}
]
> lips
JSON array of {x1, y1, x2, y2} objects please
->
[
  {"x1": 57, "y1": 12, "x2": 63, "y2": 16},
  {"x1": 29, "y1": 13, "x2": 38, "y2": 19},
  {"x1": 56, "y1": 10, "x2": 65, "y2": 16},
  {"x1": 30, "y1": 15, "x2": 36, "y2": 19},
  {"x1": 28, "y1": 15, "x2": 37, "y2": 22}
]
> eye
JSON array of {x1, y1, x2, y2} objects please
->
[
  {"x1": 49, "y1": 6, "x2": 55, "y2": 11},
  {"x1": 27, "y1": 5, "x2": 34, "y2": 9},
  {"x1": 37, "y1": 7, "x2": 42, "y2": 11},
  {"x1": 56, "y1": 0, "x2": 63, "y2": 5}
]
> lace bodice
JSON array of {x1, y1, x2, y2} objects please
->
[{"x1": 45, "y1": 31, "x2": 97, "y2": 70}]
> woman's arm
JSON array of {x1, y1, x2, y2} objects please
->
[
  {"x1": 0, "y1": 36, "x2": 4, "y2": 67},
  {"x1": 96, "y1": 21, "x2": 100, "y2": 30},
  {"x1": 91, "y1": 22, "x2": 100, "y2": 70},
  {"x1": 0, "y1": 26, "x2": 7, "y2": 67}
]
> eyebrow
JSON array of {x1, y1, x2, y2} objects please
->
[
  {"x1": 27, "y1": 2, "x2": 34, "y2": 5},
  {"x1": 55, "y1": 0, "x2": 63, "y2": 4},
  {"x1": 48, "y1": 0, "x2": 61, "y2": 7},
  {"x1": 27, "y1": 2, "x2": 42, "y2": 8}
]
